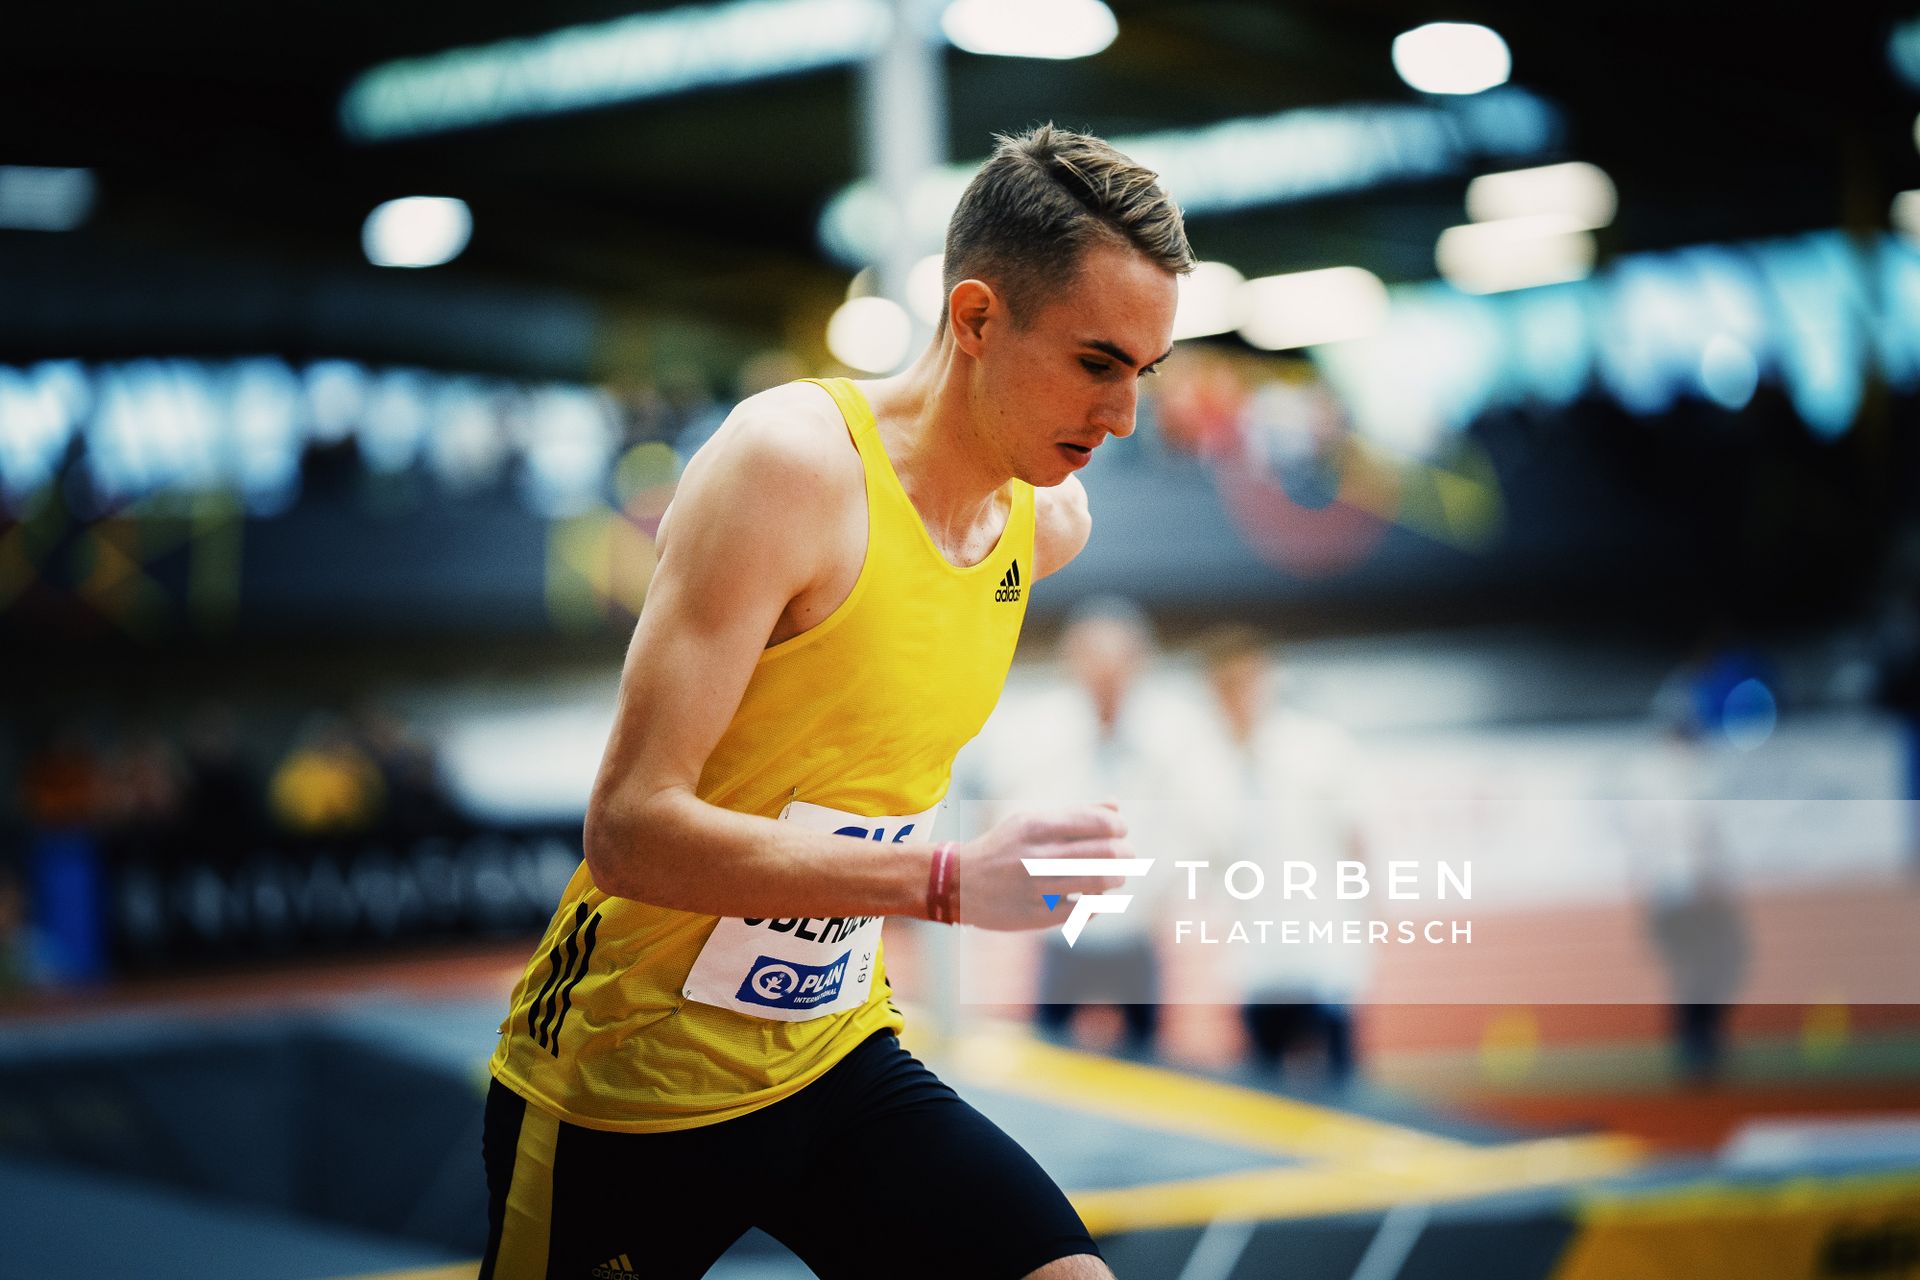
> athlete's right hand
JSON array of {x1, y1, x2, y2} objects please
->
[{"x1": 953, "y1": 805, "x2": 1134, "y2": 931}]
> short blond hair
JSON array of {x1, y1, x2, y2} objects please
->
[{"x1": 943, "y1": 124, "x2": 1193, "y2": 327}]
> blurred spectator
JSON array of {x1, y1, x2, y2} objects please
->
[
  {"x1": 1866, "y1": 527, "x2": 1920, "y2": 866},
  {"x1": 661, "y1": 366, "x2": 728, "y2": 457},
  {"x1": 1653, "y1": 629, "x2": 1780, "y2": 753},
  {"x1": 354, "y1": 703, "x2": 460, "y2": 841},
  {"x1": 269, "y1": 716, "x2": 385, "y2": 836},
  {"x1": 299, "y1": 431, "x2": 365, "y2": 499},
  {"x1": 181, "y1": 705, "x2": 267, "y2": 867},
  {"x1": 978, "y1": 598, "x2": 1201, "y2": 1057},
  {"x1": 20, "y1": 722, "x2": 108, "y2": 830},
  {"x1": 0, "y1": 862, "x2": 26, "y2": 991},
  {"x1": 1155, "y1": 350, "x2": 1248, "y2": 458},
  {"x1": 1199, "y1": 625, "x2": 1371, "y2": 1087},
  {"x1": 108, "y1": 729, "x2": 187, "y2": 833},
  {"x1": 1636, "y1": 681, "x2": 1751, "y2": 1085},
  {"x1": 17, "y1": 722, "x2": 121, "y2": 983}
]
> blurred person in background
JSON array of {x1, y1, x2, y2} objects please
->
[
  {"x1": 0, "y1": 862, "x2": 26, "y2": 991},
  {"x1": 481, "y1": 126, "x2": 1187, "y2": 1280},
  {"x1": 0, "y1": 733, "x2": 24, "y2": 990},
  {"x1": 20, "y1": 721, "x2": 109, "y2": 834},
  {"x1": 180, "y1": 704, "x2": 267, "y2": 869},
  {"x1": 979, "y1": 597, "x2": 1197, "y2": 1058},
  {"x1": 1200, "y1": 626, "x2": 1372, "y2": 1088},
  {"x1": 1640, "y1": 665, "x2": 1753, "y2": 1085},
  {"x1": 107, "y1": 729, "x2": 188, "y2": 856},
  {"x1": 1865, "y1": 528, "x2": 1920, "y2": 867},
  {"x1": 353, "y1": 703, "x2": 460, "y2": 842},
  {"x1": 18, "y1": 721, "x2": 118, "y2": 982}
]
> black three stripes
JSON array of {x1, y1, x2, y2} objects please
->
[
  {"x1": 994, "y1": 559, "x2": 1022, "y2": 602},
  {"x1": 529, "y1": 902, "x2": 601, "y2": 1056}
]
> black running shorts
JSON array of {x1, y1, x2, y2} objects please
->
[{"x1": 479, "y1": 1030, "x2": 1102, "y2": 1279}]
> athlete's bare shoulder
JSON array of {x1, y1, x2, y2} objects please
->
[
  {"x1": 687, "y1": 381, "x2": 857, "y2": 502},
  {"x1": 658, "y1": 381, "x2": 860, "y2": 551},
  {"x1": 1033, "y1": 473, "x2": 1093, "y2": 580}
]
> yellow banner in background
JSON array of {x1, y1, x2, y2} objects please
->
[{"x1": 1552, "y1": 1172, "x2": 1920, "y2": 1280}]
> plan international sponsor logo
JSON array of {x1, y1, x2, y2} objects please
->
[{"x1": 736, "y1": 952, "x2": 850, "y2": 1009}]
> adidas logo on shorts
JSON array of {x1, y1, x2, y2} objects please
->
[
  {"x1": 591, "y1": 1255, "x2": 637, "y2": 1277},
  {"x1": 994, "y1": 559, "x2": 1022, "y2": 603}
]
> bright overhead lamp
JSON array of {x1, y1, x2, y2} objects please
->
[
  {"x1": 1467, "y1": 161, "x2": 1616, "y2": 230},
  {"x1": 1893, "y1": 190, "x2": 1920, "y2": 239},
  {"x1": 362, "y1": 197, "x2": 472, "y2": 269},
  {"x1": 826, "y1": 296, "x2": 913, "y2": 373},
  {"x1": 849, "y1": 254, "x2": 946, "y2": 326},
  {"x1": 942, "y1": 0, "x2": 1118, "y2": 59},
  {"x1": 1894, "y1": 17, "x2": 1920, "y2": 91},
  {"x1": 1172, "y1": 261, "x2": 1246, "y2": 340},
  {"x1": 1237, "y1": 267, "x2": 1389, "y2": 351},
  {"x1": 1436, "y1": 216, "x2": 1594, "y2": 294},
  {"x1": 0, "y1": 166, "x2": 96, "y2": 231},
  {"x1": 1698, "y1": 334, "x2": 1759, "y2": 411},
  {"x1": 341, "y1": 0, "x2": 889, "y2": 142},
  {"x1": 906, "y1": 254, "x2": 947, "y2": 327},
  {"x1": 1392, "y1": 22, "x2": 1511, "y2": 95},
  {"x1": 818, "y1": 89, "x2": 1562, "y2": 268}
]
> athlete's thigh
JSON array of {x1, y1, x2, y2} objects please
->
[
  {"x1": 480, "y1": 1080, "x2": 757, "y2": 1280},
  {"x1": 758, "y1": 1037, "x2": 1101, "y2": 1280}
]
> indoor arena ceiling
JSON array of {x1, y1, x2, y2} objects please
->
[{"x1": 0, "y1": 0, "x2": 1911, "y2": 376}]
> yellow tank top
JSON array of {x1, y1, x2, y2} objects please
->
[{"x1": 489, "y1": 378, "x2": 1035, "y2": 1132}]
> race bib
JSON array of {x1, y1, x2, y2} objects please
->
[{"x1": 680, "y1": 799, "x2": 938, "y2": 1022}]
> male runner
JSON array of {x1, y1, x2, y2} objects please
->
[{"x1": 482, "y1": 124, "x2": 1191, "y2": 1280}]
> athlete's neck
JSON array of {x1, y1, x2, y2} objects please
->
[{"x1": 857, "y1": 333, "x2": 1011, "y2": 555}]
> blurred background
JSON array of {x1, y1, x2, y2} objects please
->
[{"x1": 4, "y1": 1, "x2": 1920, "y2": 1276}]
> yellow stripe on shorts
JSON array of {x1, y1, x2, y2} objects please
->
[{"x1": 491, "y1": 1103, "x2": 559, "y2": 1279}]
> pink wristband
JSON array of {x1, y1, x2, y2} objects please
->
[{"x1": 927, "y1": 842, "x2": 959, "y2": 925}]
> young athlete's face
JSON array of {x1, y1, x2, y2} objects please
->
[{"x1": 971, "y1": 241, "x2": 1179, "y2": 486}]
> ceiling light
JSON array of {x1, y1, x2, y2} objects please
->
[
  {"x1": 907, "y1": 254, "x2": 947, "y2": 327},
  {"x1": 342, "y1": 0, "x2": 890, "y2": 142},
  {"x1": 1392, "y1": 22, "x2": 1511, "y2": 95},
  {"x1": 0, "y1": 166, "x2": 95, "y2": 231},
  {"x1": 1172, "y1": 262, "x2": 1245, "y2": 340},
  {"x1": 1436, "y1": 216, "x2": 1594, "y2": 294},
  {"x1": 1893, "y1": 16, "x2": 1920, "y2": 91},
  {"x1": 826, "y1": 297, "x2": 912, "y2": 372},
  {"x1": 1237, "y1": 267, "x2": 1388, "y2": 351},
  {"x1": 1467, "y1": 161, "x2": 1616, "y2": 229},
  {"x1": 1699, "y1": 334, "x2": 1759, "y2": 411},
  {"x1": 362, "y1": 197, "x2": 472, "y2": 269},
  {"x1": 942, "y1": 0, "x2": 1117, "y2": 59},
  {"x1": 1893, "y1": 190, "x2": 1920, "y2": 239},
  {"x1": 818, "y1": 89, "x2": 1562, "y2": 267}
]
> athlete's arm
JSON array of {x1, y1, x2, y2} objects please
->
[
  {"x1": 582, "y1": 388, "x2": 1126, "y2": 927},
  {"x1": 1032, "y1": 474, "x2": 1092, "y2": 580}
]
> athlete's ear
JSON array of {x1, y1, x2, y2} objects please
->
[{"x1": 947, "y1": 279, "x2": 996, "y2": 358}]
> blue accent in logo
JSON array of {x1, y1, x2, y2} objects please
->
[
  {"x1": 736, "y1": 952, "x2": 850, "y2": 1010},
  {"x1": 1042, "y1": 894, "x2": 1062, "y2": 912},
  {"x1": 833, "y1": 823, "x2": 917, "y2": 842}
]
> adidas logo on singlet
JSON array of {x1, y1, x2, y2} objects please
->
[
  {"x1": 591, "y1": 1255, "x2": 637, "y2": 1277},
  {"x1": 994, "y1": 559, "x2": 1022, "y2": 603}
]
